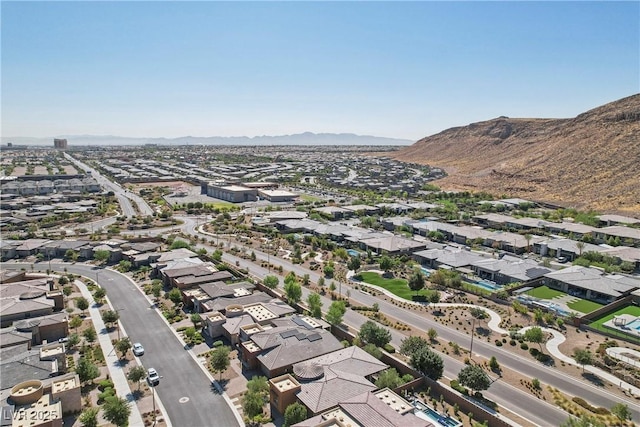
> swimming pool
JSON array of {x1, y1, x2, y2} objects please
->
[
  {"x1": 414, "y1": 401, "x2": 462, "y2": 427},
  {"x1": 420, "y1": 267, "x2": 433, "y2": 277},
  {"x1": 347, "y1": 249, "x2": 361, "y2": 257},
  {"x1": 464, "y1": 279, "x2": 502, "y2": 292},
  {"x1": 626, "y1": 319, "x2": 640, "y2": 331}
]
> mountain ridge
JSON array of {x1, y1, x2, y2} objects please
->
[
  {"x1": 1, "y1": 132, "x2": 412, "y2": 147},
  {"x1": 393, "y1": 94, "x2": 640, "y2": 214}
]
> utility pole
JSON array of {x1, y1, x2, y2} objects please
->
[{"x1": 470, "y1": 317, "x2": 476, "y2": 361}]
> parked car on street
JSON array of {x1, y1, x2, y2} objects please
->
[
  {"x1": 147, "y1": 368, "x2": 160, "y2": 386},
  {"x1": 133, "y1": 343, "x2": 144, "y2": 356}
]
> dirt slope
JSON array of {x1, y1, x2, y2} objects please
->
[{"x1": 393, "y1": 94, "x2": 640, "y2": 214}]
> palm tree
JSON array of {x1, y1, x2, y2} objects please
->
[{"x1": 576, "y1": 241, "x2": 585, "y2": 257}]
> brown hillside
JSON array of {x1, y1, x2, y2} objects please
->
[{"x1": 393, "y1": 94, "x2": 640, "y2": 215}]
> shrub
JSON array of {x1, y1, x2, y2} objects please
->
[
  {"x1": 509, "y1": 340, "x2": 516, "y2": 346},
  {"x1": 494, "y1": 340, "x2": 503, "y2": 347},
  {"x1": 450, "y1": 380, "x2": 469, "y2": 395},
  {"x1": 383, "y1": 343, "x2": 395, "y2": 353},
  {"x1": 529, "y1": 348, "x2": 540, "y2": 357},
  {"x1": 98, "y1": 379, "x2": 114, "y2": 391},
  {"x1": 213, "y1": 341, "x2": 223, "y2": 348},
  {"x1": 520, "y1": 343, "x2": 529, "y2": 350}
]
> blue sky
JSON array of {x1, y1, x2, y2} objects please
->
[{"x1": 2, "y1": 1, "x2": 638, "y2": 141}]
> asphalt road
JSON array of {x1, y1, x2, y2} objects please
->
[
  {"x1": 174, "y1": 218, "x2": 640, "y2": 425},
  {"x1": 29, "y1": 262, "x2": 240, "y2": 427},
  {"x1": 64, "y1": 154, "x2": 154, "y2": 217}
]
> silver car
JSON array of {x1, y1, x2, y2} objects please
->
[{"x1": 133, "y1": 343, "x2": 145, "y2": 356}]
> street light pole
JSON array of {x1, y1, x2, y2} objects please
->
[{"x1": 470, "y1": 317, "x2": 476, "y2": 361}]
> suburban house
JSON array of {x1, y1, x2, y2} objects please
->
[
  {"x1": 0, "y1": 278, "x2": 64, "y2": 328},
  {"x1": 541, "y1": 266, "x2": 640, "y2": 304},
  {"x1": 414, "y1": 246, "x2": 486, "y2": 271},
  {"x1": 240, "y1": 320, "x2": 342, "y2": 377},
  {"x1": 290, "y1": 346, "x2": 388, "y2": 415},
  {"x1": 593, "y1": 226, "x2": 640, "y2": 247},
  {"x1": 533, "y1": 238, "x2": 602, "y2": 261},
  {"x1": 471, "y1": 256, "x2": 551, "y2": 285},
  {"x1": 291, "y1": 388, "x2": 432, "y2": 427}
]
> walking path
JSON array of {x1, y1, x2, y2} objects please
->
[
  {"x1": 75, "y1": 279, "x2": 145, "y2": 427},
  {"x1": 351, "y1": 270, "x2": 640, "y2": 396}
]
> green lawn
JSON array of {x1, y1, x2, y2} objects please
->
[
  {"x1": 525, "y1": 286, "x2": 566, "y2": 299},
  {"x1": 566, "y1": 299, "x2": 603, "y2": 314},
  {"x1": 299, "y1": 194, "x2": 322, "y2": 202},
  {"x1": 590, "y1": 305, "x2": 640, "y2": 329},
  {"x1": 357, "y1": 272, "x2": 433, "y2": 301}
]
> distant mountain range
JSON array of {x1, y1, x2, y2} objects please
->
[
  {"x1": 393, "y1": 94, "x2": 640, "y2": 214},
  {"x1": 1, "y1": 132, "x2": 413, "y2": 147}
]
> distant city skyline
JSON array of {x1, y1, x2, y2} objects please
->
[{"x1": 2, "y1": 1, "x2": 638, "y2": 141}]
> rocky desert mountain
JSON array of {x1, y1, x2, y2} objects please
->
[{"x1": 393, "y1": 94, "x2": 640, "y2": 215}]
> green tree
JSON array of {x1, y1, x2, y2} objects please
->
[
  {"x1": 67, "y1": 333, "x2": 80, "y2": 349},
  {"x1": 93, "y1": 287, "x2": 106, "y2": 304},
  {"x1": 362, "y1": 343, "x2": 383, "y2": 359},
  {"x1": 115, "y1": 338, "x2": 131, "y2": 359},
  {"x1": 411, "y1": 347, "x2": 444, "y2": 380},
  {"x1": 102, "y1": 396, "x2": 131, "y2": 427},
  {"x1": 93, "y1": 250, "x2": 110, "y2": 264},
  {"x1": 127, "y1": 365, "x2": 147, "y2": 391},
  {"x1": 326, "y1": 301, "x2": 346, "y2": 325},
  {"x1": 76, "y1": 297, "x2": 90, "y2": 315},
  {"x1": 323, "y1": 264, "x2": 334, "y2": 278},
  {"x1": 63, "y1": 285, "x2": 74, "y2": 298},
  {"x1": 102, "y1": 310, "x2": 119, "y2": 328},
  {"x1": 611, "y1": 403, "x2": 632, "y2": 426},
  {"x1": 76, "y1": 357, "x2": 99, "y2": 384},
  {"x1": 408, "y1": 270, "x2": 426, "y2": 295},
  {"x1": 347, "y1": 256, "x2": 361, "y2": 272},
  {"x1": 65, "y1": 249, "x2": 79, "y2": 262},
  {"x1": 152, "y1": 282, "x2": 162, "y2": 299},
  {"x1": 358, "y1": 321, "x2": 391, "y2": 347},
  {"x1": 429, "y1": 291, "x2": 441, "y2": 307},
  {"x1": 400, "y1": 336, "x2": 429, "y2": 356},
  {"x1": 523, "y1": 327, "x2": 546, "y2": 351},
  {"x1": 379, "y1": 256, "x2": 393, "y2": 274},
  {"x1": 169, "y1": 239, "x2": 191, "y2": 250},
  {"x1": 210, "y1": 345, "x2": 231, "y2": 381},
  {"x1": 375, "y1": 368, "x2": 404, "y2": 389},
  {"x1": 284, "y1": 402, "x2": 308, "y2": 427},
  {"x1": 69, "y1": 316, "x2": 83, "y2": 332},
  {"x1": 167, "y1": 287, "x2": 183, "y2": 306},
  {"x1": 242, "y1": 391, "x2": 264, "y2": 421},
  {"x1": 191, "y1": 313, "x2": 202, "y2": 328},
  {"x1": 427, "y1": 328, "x2": 438, "y2": 342},
  {"x1": 78, "y1": 407, "x2": 99, "y2": 427},
  {"x1": 284, "y1": 280, "x2": 302, "y2": 305},
  {"x1": 263, "y1": 275, "x2": 279, "y2": 289},
  {"x1": 457, "y1": 364, "x2": 491, "y2": 395},
  {"x1": 572, "y1": 348, "x2": 593, "y2": 373},
  {"x1": 489, "y1": 356, "x2": 500, "y2": 372},
  {"x1": 118, "y1": 260, "x2": 132, "y2": 272},
  {"x1": 246, "y1": 375, "x2": 269, "y2": 399},
  {"x1": 83, "y1": 327, "x2": 97, "y2": 345},
  {"x1": 307, "y1": 293, "x2": 323, "y2": 318}
]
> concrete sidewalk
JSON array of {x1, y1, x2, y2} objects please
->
[{"x1": 75, "y1": 279, "x2": 145, "y2": 427}]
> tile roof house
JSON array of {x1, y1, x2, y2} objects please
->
[
  {"x1": 241, "y1": 325, "x2": 342, "y2": 377},
  {"x1": 292, "y1": 346, "x2": 388, "y2": 415},
  {"x1": 293, "y1": 388, "x2": 432, "y2": 427}
]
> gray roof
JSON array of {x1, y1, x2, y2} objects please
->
[
  {"x1": 544, "y1": 266, "x2": 640, "y2": 297},
  {"x1": 472, "y1": 257, "x2": 551, "y2": 282},
  {"x1": 0, "y1": 345, "x2": 55, "y2": 390},
  {"x1": 204, "y1": 291, "x2": 272, "y2": 313},
  {"x1": 252, "y1": 326, "x2": 342, "y2": 372},
  {"x1": 414, "y1": 247, "x2": 486, "y2": 268}
]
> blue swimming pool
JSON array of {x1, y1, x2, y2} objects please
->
[
  {"x1": 420, "y1": 267, "x2": 433, "y2": 277},
  {"x1": 464, "y1": 279, "x2": 502, "y2": 292},
  {"x1": 414, "y1": 401, "x2": 462, "y2": 427},
  {"x1": 347, "y1": 249, "x2": 361, "y2": 257},
  {"x1": 626, "y1": 319, "x2": 640, "y2": 331}
]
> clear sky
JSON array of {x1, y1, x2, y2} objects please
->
[{"x1": 2, "y1": 1, "x2": 639, "y2": 141}]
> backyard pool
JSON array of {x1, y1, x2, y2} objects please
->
[
  {"x1": 347, "y1": 249, "x2": 361, "y2": 257},
  {"x1": 464, "y1": 278, "x2": 502, "y2": 292},
  {"x1": 420, "y1": 267, "x2": 434, "y2": 277},
  {"x1": 625, "y1": 318, "x2": 640, "y2": 331},
  {"x1": 414, "y1": 400, "x2": 462, "y2": 427}
]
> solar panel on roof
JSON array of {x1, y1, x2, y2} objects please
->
[
  {"x1": 295, "y1": 333, "x2": 308, "y2": 340},
  {"x1": 280, "y1": 330, "x2": 297, "y2": 339},
  {"x1": 307, "y1": 333, "x2": 322, "y2": 342}
]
